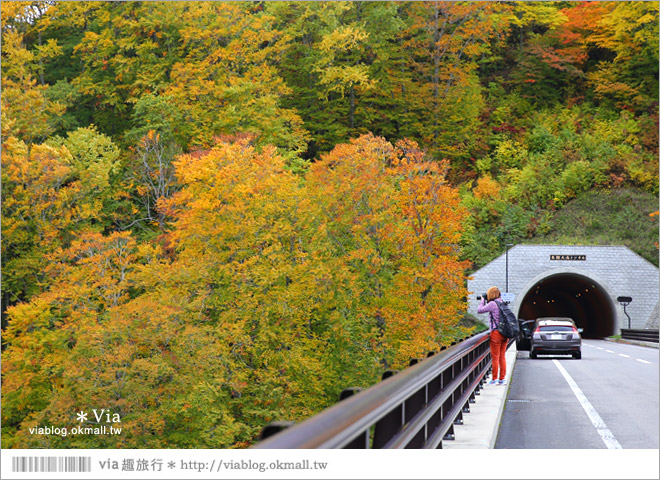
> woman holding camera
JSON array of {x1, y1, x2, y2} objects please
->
[{"x1": 478, "y1": 286, "x2": 507, "y2": 385}]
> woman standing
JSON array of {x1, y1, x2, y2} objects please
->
[{"x1": 478, "y1": 286, "x2": 507, "y2": 385}]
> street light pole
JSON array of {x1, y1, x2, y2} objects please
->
[
  {"x1": 505, "y1": 244, "x2": 514, "y2": 293},
  {"x1": 617, "y1": 296, "x2": 632, "y2": 329}
]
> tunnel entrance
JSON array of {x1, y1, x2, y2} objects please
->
[{"x1": 518, "y1": 273, "x2": 616, "y2": 339}]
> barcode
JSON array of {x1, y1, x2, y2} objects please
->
[{"x1": 12, "y1": 456, "x2": 92, "y2": 473}]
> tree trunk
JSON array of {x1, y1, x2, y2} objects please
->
[
  {"x1": 432, "y1": 4, "x2": 440, "y2": 148},
  {"x1": 38, "y1": 31, "x2": 45, "y2": 86},
  {"x1": 350, "y1": 85, "x2": 355, "y2": 130}
]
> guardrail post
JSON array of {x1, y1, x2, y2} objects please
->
[
  {"x1": 259, "y1": 421, "x2": 295, "y2": 441},
  {"x1": 382, "y1": 370, "x2": 398, "y2": 380},
  {"x1": 404, "y1": 383, "x2": 427, "y2": 448},
  {"x1": 339, "y1": 388, "x2": 369, "y2": 448},
  {"x1": 373, "y1": 404, "x2": 403, "y2": 448},
  {"x1": 426, "y1": 370, "x2": 443, "y2": 447},
  {"x1": 339, "y1": 387, "x2": 362, "y2": 401},
  {"x1": 372, "y1": 370, "x2": 402, "y2": 448},
  {"x1": 474, "y1": 346, "x2": 485, "y2": 396},
  {"x1": 441, "y1": 365, "x2": 454, "y2": 437},
  {"x1": 454, "y1": 410, "x2": 464, "y2": 425}
]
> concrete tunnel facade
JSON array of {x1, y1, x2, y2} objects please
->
[{"x1": 467, "y1": 245, "x2": 659, "y2": 338}]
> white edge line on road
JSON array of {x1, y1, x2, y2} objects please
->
[
  {"x1": 618, "y1": 354, "x2": 630, "y2": 358},
  {"x1": 636, "y1": 359, "x2": 652, "y2": 364},
  {"x1": 605, "y1": 349, "x2": 615, "y2": 353},
  {"x1": 553, "y1": 360, "x2": 623, "y2": 449}
]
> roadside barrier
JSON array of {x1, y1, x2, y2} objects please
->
[{"x1": 253, "y1": 331, "x2": 502, "y2": 449}]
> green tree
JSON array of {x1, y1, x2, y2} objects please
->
[
  {"x1": 1, "y1": 28, "x2": 64, "y2": 148},
  {"x1": 588, "y1": 2, "x2": 659, "y2": 111}
]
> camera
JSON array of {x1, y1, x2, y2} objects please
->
[{"x1": 476, "y1": 293, "x2": 488, "y2": 300}]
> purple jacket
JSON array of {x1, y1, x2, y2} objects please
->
[{"x1": 477, "y1": 297, "x2": 502, "y2": 332}]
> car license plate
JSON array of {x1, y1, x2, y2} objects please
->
[{"x1": 550, "y1": 334, "x2": 562, "y2": 340}]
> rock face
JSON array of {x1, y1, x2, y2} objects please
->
[{"x1": 645, "y1": 303, "x2": 659, "y2": 330}]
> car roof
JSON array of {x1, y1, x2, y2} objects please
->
[{"x1": 535, "y1": 317, "x2": 575, "y2": 325}]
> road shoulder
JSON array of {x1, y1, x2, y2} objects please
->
[{"x1": 604, "y1": 337, "x2": 659, "y2": 349}]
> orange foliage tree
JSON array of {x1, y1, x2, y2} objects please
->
[
  {"x1": 2, "y1": 135, "x2": 470, "y2": 448},
  {"x1": 306, "y1": 134, "x2": 470, "y2": 367}
]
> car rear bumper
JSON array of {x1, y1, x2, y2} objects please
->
[{"x1": 531, "y1": 341, "x2": 581, "y2": 354}]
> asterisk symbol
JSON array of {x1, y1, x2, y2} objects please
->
[
  {"x1": 76, "y1": 411, "x2": 88, "y2": 423},
  {"x1": 167, "y1": 461, "x2": 176, "y2": 469}
]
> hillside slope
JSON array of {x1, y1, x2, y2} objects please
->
[{"x1": 528, "y1": 188, "x2": 659, "y2": 266}]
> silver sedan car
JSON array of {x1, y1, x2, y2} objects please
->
[{"x1": 529, "y1": 317, "x2": 582, "y2": 359}]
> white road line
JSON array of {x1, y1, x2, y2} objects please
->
[
  {"x1": 619, "y1": 354, "x2": 630, "y2": 358},
  {"x1": 636, "y1": 359, "x2": 652, "y2": 364},
  {"x1": 605, "y1": 349, "x2": 615, "y2": 353},
  {"x1": 553, "y1": 360, "x2": 622, "y2": 449},
  {"x1": 595, "y1": 347, "x2": 603, "y2": 350}
]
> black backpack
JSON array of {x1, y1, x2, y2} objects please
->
[{"x1": 490, "y1": 301, "x2": 520, "y2": 339}]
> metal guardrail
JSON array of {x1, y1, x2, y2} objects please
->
[
  {"x1": 253, "y1": 331, "x2": 496, "y2": 449},
  {"x1": 620, "y1": 329, "x2": 659, "y2": 343}
]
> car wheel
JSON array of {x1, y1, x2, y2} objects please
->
[
  {"x1": 530, "y1": 350, "x2": 537, "y2": 359},
  {"x1": 573, "y1": 351, "x2": 581, "y2": 360}
]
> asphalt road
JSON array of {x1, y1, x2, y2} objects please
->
[{"x1": 496, "y1": 339, "x2": 659, "y2": 449}]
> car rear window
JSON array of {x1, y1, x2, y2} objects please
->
[{"x1": 539, "y1": 326, "x2": 573, "y2": 332}]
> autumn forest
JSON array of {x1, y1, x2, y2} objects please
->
[{"x1": 1, "y1": 1, "x2": 658, "y2": 448}]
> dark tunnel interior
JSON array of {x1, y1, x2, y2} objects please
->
[{"x1": 518, "y1": 273, "x2": 616, "y2": 339}]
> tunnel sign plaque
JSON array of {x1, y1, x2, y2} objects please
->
[{"x1": 550, "y1": 254, "x2": 586, "y2": 261}]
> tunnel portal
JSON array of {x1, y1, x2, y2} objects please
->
[
  {"x1": 468, "y1": 245, "x2": 659, "y2": 334},
  {"x1": 518, "y1": 273, "x2": 616, "y2": 339}
]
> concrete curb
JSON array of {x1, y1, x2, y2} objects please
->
[
  {"x1": 604, "y1": 337, "x2": 659, "y2": 349},
  {"x1": 489, "y1": 342, "x2": 517, "y2": 449},
  {"x1": 443, "y1": 342, "x2": 518, "y2": 449}
]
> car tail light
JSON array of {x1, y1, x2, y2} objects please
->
[
  {"x1": 534, "y1": 326, "x2": 541, "y2": 334},
  {"x1": 571, "y1": 325, "x2": 578, "y2": 333}
]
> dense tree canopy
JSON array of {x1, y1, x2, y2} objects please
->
[{"x1": 2, "y1": 1, "x2": 658, "y2": 448}]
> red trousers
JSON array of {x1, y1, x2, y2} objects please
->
[{"x1": 490, "y1": 330, "x2": 507, "y2": 380}]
